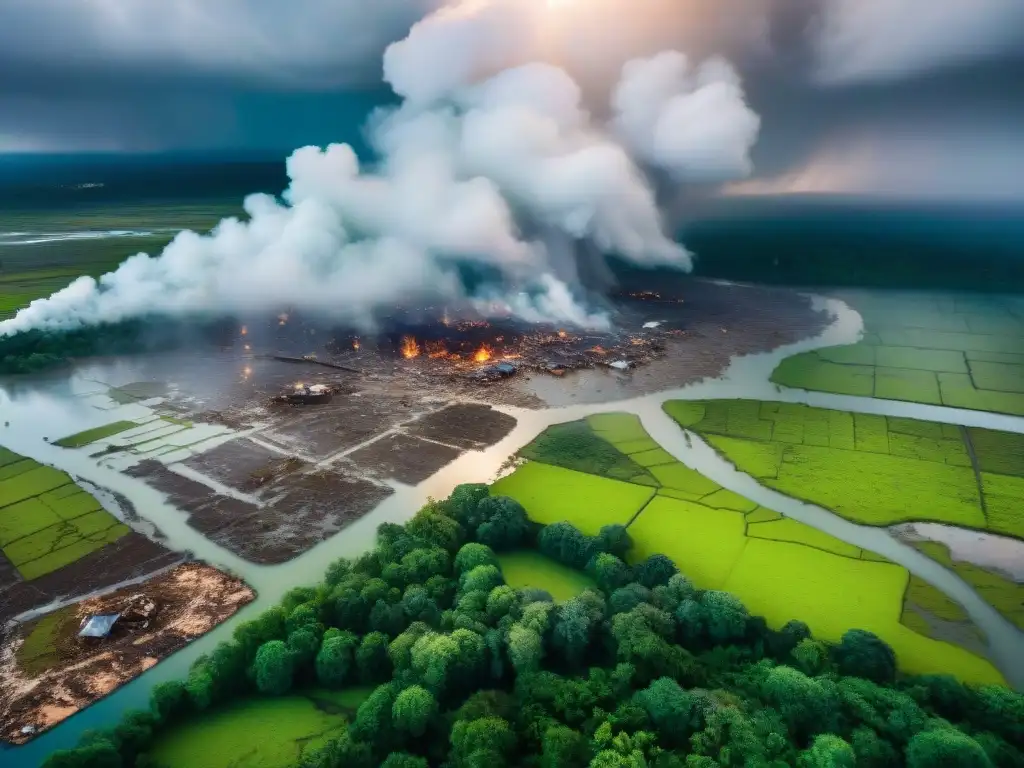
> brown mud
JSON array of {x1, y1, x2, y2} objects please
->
[{"x1": 0, "y1": 562, "x2": 254, "y2": 745}]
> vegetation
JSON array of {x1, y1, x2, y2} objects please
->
[
  {"x1": 907, "y1": 541, "x2": 1024, "y2": 632},
  {"x1": 494, "y1": 415, "x2": 1001, "y2": 682},
  {"x1": 0, "y1": 447, "x2": 129, "y2": 579},
  {"x1": 496, "y1": 551, "x2": 596, "y2": 602},
  {"x1": 769, "y1": 293, "x2": 1024, "y2": 416},
  {"x1": 39, "y1": 481, "x2": 1023, "y2": 768},
  {"x1": 490, "y1": 463, "x2": 654, "y2": 535},
  {"x1": 54, "y1": 421, "x2": 139, "y2": 448},
  {"x1": 663, "y1": 400, "x2": 1024, "y2": 539},
  {"x1": 519, "y1": 419, "x2": 657, "y2": 485}
]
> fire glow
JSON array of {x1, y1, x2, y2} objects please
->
[
  {"x1": 401, "y1": 336, "x2": 421, "y2": 359},
  {"x1": 474, "y1": 344, "x2": 493, "y2": 363}
]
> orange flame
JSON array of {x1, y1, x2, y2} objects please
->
[
  {"x1": 352, "y1": 339, "x2": 361, "y2": 350},
  {"x1": 474, "y1": 344, "x2": 493, "y2": 363},
  {"x1": 590, "y1": 345, "x2": 607, "y2": 355},
  {"x1": 240, "y1": 325, "x2": 248, "y2": 336},
  {"x1": 557, "y1": 329, "x2": 567, "y2": 338},
  {"x1": 401, "y1": 336, "x2": 421, "y2": 358},
  {"x1": 427, "y1": 341, "x2": 449, "y2": 359}
]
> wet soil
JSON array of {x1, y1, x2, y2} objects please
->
[
  {"x1": 125, "y1": 458, "x2": 392, "y2": 565},
  {"x1": 0, "y1": 533, "x2": 184, "y2": 626},
  {"x1": 182, "y1": 439, "x2": 307, "y2": 493},
  {"x1": 404, "y1": 404, "x2": 519, "y2": 449},
  {"x1": 348, "y1": 433, "x2": 463, "y2": 485},
  {"x1": 0, "y1": 562, "x2": 254, "y2": 745},
  {"x1": 259, "y1": 395, "x2": 424, "y2": 458}
]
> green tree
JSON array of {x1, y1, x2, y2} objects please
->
[
  {"x1": 539, "y1": 522, "x2": 592, "y2": 568},
  {"x1": 380, "y1": 754, "x2": 429, "y2": 768},
  {"x1": 700, "y1": 590, "x2": 748, "y2": 644},
  {"x1": 392, "y1": 685, "x2": 439, "y2": 737},
  {"x1": 474, "y1": 496, "x2": 530, "y2": 551},
  {"x1": 316, "y1": 631, "x2": 359, "y2": 687},
  {"x1": 595, "y1": 524, "x2": 633, "y2": 560},
  {"x1": 792, "y1": 638, "x2": 829, "y2": 676},
  {"x1": 407, "y1": 504, "x2": 465, "y2": 553},
  {"x1": 446, "y1": 483, "x2": 491, "y2": 526},
  {"x1": 541, "y1": 724, "x2": 591, "y2": 768},
  {"x1": 450, "y1": 716, "x2": 516, "y2": 767},
  {"x1": 455, "y1": 543, "x2": 499, "y2": 574},
  {"x1": 356, "y1": 631, "x2": 393, "y2": 683},
  {"x1": 798, "y1": 734, "x2": 856, "y2": 767},
  {"x1": 834, "y1": 629, "x2": 896, "y2": 684},
  {"x1": 905, "y1": 729, "x2": 993, "y2": 768},
  {"x1": 635, "y1": 677, "x2": 698, "y2": 746},
  {"x1": 461, "y1": 564, "x2": 504, "y2": 594},
  {"x1": 352, "y1": 682, "x2": 400, "y2": 747},
  {"x1": 635, "y1": 554, "x2": 678, "y2": 589},
  {"x1": 150, "y1": 680, "x2": 189, "y2": 722},
  {"x1": 609, "y1": 584, "x2": 652, "y2": 615},
  {"x1": 41, "y1": 740, "x2": 122, "y2": 768},
  {"x1": 288, "y1": 627, "x2": 321, "y2": 670},
  {"x1": 253, "y1": 640, "x2": 294, "y2": 696},
  {"x1": 508, "y1": 623, "x2": 544, "y2": 673},
  {"x1": 586, "y1": 553, "x2": 632, "y2": 593}
]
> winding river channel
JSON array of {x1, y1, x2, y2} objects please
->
[{"x1": 3, "y1": 293, "x2": 1024, "y2": 765}]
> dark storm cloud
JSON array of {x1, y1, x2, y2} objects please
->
[{"x1": 0, "y1": 0, "x2": 1021, "y2": 198}]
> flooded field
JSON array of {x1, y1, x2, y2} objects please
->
[{"x1": 2, "y1": 282, "x2": 1024, "y2": 764}]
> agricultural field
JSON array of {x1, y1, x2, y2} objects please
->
[
  {"x1": 908, "y1": 540, "x2": 1024, "y2": 632},
  {"x1": 0, "y1": 201, "x2": 237, "y2": 319},
  {"x1": 770, "y1": 291, "x2": 1024, "y2": 415},
  {"x1": 0, "y1": 448, "x2": 129, "y2": 580},
  {"x1": 664, "y1": 399, "x2": 1024, "y2": 540},
  {"x1": 497, "y1": 551, "x2": 596, "y2": 602},
  {"x1": 495, "y1": 414, "x2": 1004, "y2": 684},
  {"x1": 53, "y1": 420, "x2": 138, "y2": 448},
  {"x1": 148, "y1": 691, "x2": 368, "y2": 768}
]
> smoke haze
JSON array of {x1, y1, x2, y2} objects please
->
[{"x1": 0, "y1": 0, "x2": 762, "y2": 338}]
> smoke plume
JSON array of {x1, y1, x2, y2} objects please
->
[{"x1": 0, "y1": 0, "x2": 762, "y2": 338}]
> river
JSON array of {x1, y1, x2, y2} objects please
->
[{"x1": 3, "y1": 293, "x2": 1024, "y2": 765}]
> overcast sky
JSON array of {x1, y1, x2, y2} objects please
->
[{"x1": 1, "y1": 0, "x2": 1022, "y2": 200}]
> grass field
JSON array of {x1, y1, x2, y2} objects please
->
[
  {"x1": 0, "y1": 446, "x2": 128, "y2": 580},
  {"x1": 501, "y1": 415, "x2": 1005, "y2": 684},
  {"x1": 518, "y1": 419, "x2": 658, "y2": 485},
  {"x1": 769, "y1": 292, "x2": 1024, "y2": 415},
  {"x1": 664, "y1": 399, "x2": 1024, "y2": 538},
  {"x1": 497, "y1": 551, "x2": 596, "y2": 602},
  {"x1": 54, "y1": 421, "x2": 138, "y2": 448},
  {"x1": 490, "y1": 462, "x2": 654, "y2": 535},
  {"x1": 909, "y1": 540, "x2": 1024, "y2": 631},
  {"x1": 148, "y1": 694, "x2": 354, "y2": 768},
  {"x1": 0, "y1": 201, "x2": 238, "y2": 319}
]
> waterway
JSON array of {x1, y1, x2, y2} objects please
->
[{"x1": 3, "y1": 292, "x2": 1024, "y2": 765}]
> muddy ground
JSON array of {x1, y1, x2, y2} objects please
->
[
  {"x1": 0, "y1": 533, "x2": 183, "y2": 627},
  {"x1": 0, "y1": 562, "x2": 253, "y2": 745},
  {"x1": 126, "y1": 457, "x2": 393, "y2": 564}
]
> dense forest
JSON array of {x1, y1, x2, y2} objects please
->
[{"x1": 43, "y1": 485, "x2": 1024, "y2": 768}]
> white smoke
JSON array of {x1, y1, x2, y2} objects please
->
[
  {"x1": 612, "y1": 51, "x2": 761, "y2": 182},
  {"x1": 0, "y1": 0, "x2": 763, "y2": 339}
]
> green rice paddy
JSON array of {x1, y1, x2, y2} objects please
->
[
  {"x1": 0, "y1": 446, "x2": 128, "y2": 580},
  {"x1": 490, "y1": 462, "x2": 654, "y2": 535},
  {"x1": 54, "y1": 421, "x2": 138, "y2": 448},
  {"x1": 665, "y1": 399, "x2": 1024, "y2": 540},
  {"x1": 497, "y1": 414, "x2": 1005, "y2": 685},
  {"x1": 497, "y1": 551, "x2": 596, "y2": 602},
  {"x1": 770, "y1": 292, "x2": 1024, "y2": 415},
  {"x1": 148, "y1": 692, "x2": 362, "y2": 768}
]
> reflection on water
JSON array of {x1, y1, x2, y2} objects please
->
[
  {"x1": 892, "y1": 523, "x2": 1024, "y2": 582},
  {"x1": 3, "y1": 291, "x2": 1024, "y2": 764}
]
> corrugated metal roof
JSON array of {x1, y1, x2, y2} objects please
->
[{"x1": 79, "y1": 613, "x2": 120, "y2": 638}]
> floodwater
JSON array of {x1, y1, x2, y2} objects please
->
[{"x1": 3, "y1": 290, "x2": 1024, "y2": 765}]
